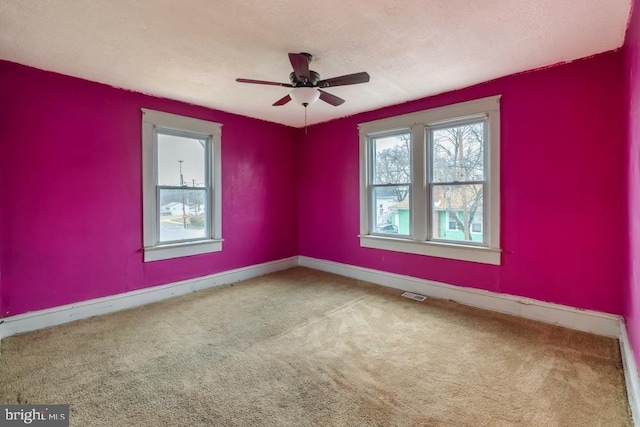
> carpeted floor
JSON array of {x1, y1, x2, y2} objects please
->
[{"x1": 0, "y1": 268, "x2": 632, "y2": 426}]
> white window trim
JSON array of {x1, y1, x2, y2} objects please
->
[
  {"x1": 358, "y1": 96, "x2": 501, "y2": 265},
  {"x1": 142, "y1": 109, "x2": 223, "y2": 262}
]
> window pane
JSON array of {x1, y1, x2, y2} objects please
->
[
  {"x1": 157, "y1": 133, "x2": 206, "y2": 187},
  {"x1": 373, "y1": 186, "x2": 409, "y2": 235},
  {"x1": 159, "y1": 188, "x2": 207, "y2": 242},
  {"x1": 431, "y1": 121, "x2": 485, "y2": 183},
  {"x1": 431, "y1": 184, "x2": 484, "y2": 243},
  {"x1": 372, "y1": 133, "x2": 411, "y2": 184}
]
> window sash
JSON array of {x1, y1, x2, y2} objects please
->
[
  {"x1": 153, "y1": 128, "x2": 212, "y2": 245},
  {"x1": 427, "y1": 182, "x2": 487, "y2": 246},
  {"x1": 156, "y1": 185, "x2": 210, "y2": 244},
  {"x1": 369, "y1": 185, "x2": 411, "y2": 236},
  {"x1": 367, "y1": 131, "x2": 412, "y2": 186},
  {"x1": 367, "y1": 131, "x2": 412, "y2": 235},
  {"x1": 154, "y1": 128, "x2": 212, "y2": 188},
  {"x1": 426, "y1": 116, "x2": 488, "y2": 246}
]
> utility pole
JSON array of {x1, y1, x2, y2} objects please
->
[{"x1": 179, "y1": 160, "x2": 186, "y2": 228}]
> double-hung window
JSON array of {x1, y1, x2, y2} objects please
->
[
  {"x1": 142, "y1": 109, "x2": 222, "y2": 262},
  {"x1": 359, "y1": 96, "x2": 501, "y2": 265}
]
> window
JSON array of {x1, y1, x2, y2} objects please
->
[
  {"x1": 447, "y1": 211, "x2": 459, "y2": 231},
  {"x1": 142, "y1": 109, "x2": 222, "y2": 262},
  {"x1": 358, "y1": 96, "x2": 501, "y2": 265},
  {"x1": 471, "y1": 213, "x2": 483, "y2": 234}
]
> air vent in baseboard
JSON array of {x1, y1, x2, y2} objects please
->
[{"x1": 401, "y1": 291, "x2": 427, "y2": 302}]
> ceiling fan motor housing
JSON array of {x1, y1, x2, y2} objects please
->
[{"x1": 290, "y1": 70, "x2": 320, "y2": 87}]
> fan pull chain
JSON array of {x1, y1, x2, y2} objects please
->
[{"x1": 304, "y1": 106, "x2": 308, "y2": 135}]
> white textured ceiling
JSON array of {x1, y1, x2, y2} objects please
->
[{"x1": 0, "y1": 1, "x2": 632, "y2": 127}]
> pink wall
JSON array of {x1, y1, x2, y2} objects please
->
[
  {"x1": 0, "y1": 50, "x2": 628, "y2": 318},
  {"x1": 298, "y1": 51, "x2": 625, "y2": 314},
  {"x1": 0, "y1": 61, "x2": 299, "y2": 317},
  {"x1": 624, "y1": 3, "x2": 640, "y2": 360},
  {"x1": 0, "y1": 77, "x2": 6, "y2": 315}
]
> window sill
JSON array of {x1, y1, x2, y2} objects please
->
[
  {"x1": 144, "y1": 239, "x2": 223, "y2": 262},
  {"x1": 359, "y1": 235, "x2": 501, "y2": 265}
]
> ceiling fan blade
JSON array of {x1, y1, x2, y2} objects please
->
[
  {"x1": 236, "y1": 78, "x2": 293, "y2": 87},
  {"x1": 318, "y1": 72, "x2": 370, "y2": 88},
  {"x1": 272, "y1": 94, "x2": 292, "y2": 106},
  {"x1": 288, "y1": 53, "x2": 310, "y2": 82},
  {"x1": 318, "y1": 89, "x2": 345, "y2": 106}
]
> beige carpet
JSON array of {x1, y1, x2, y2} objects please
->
[{"x1": 0, "y1": 268, "x2": 631, "y2": 426}]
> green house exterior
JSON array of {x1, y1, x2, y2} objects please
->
[
  {"x1": 436, "y1": 210, "x2": 483, "y2": 242},
  {"x1": 389, "y1": 209, "x2": 410, "y2": 235},
  {"x1": 391, "y1": 208, "x2": 483, "y2": 242}
]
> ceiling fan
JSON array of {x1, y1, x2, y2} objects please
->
[{"x1": 236, "y1": 52, "x2": 370, "y2": 108}]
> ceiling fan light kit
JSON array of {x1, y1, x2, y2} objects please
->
[
  {"x1": 290, "y1": 87, "x2": 320, "y2": 107},
  {"x1": 236, "y1": 52, "x2": 370, "y2": 109}
]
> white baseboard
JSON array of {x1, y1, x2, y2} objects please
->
[
  {"x1": 298, "y1": 256, "x2": 621, "y2": 338},
  {"x1": 0, "y1": 254, "x2": 623, "y2": 345},
  {"x1": 0, "y1": 256, "x2": 298, "y2": 348},
  {"x1": 620, "y1": 321, "x2": 640, "y2": 426}
]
